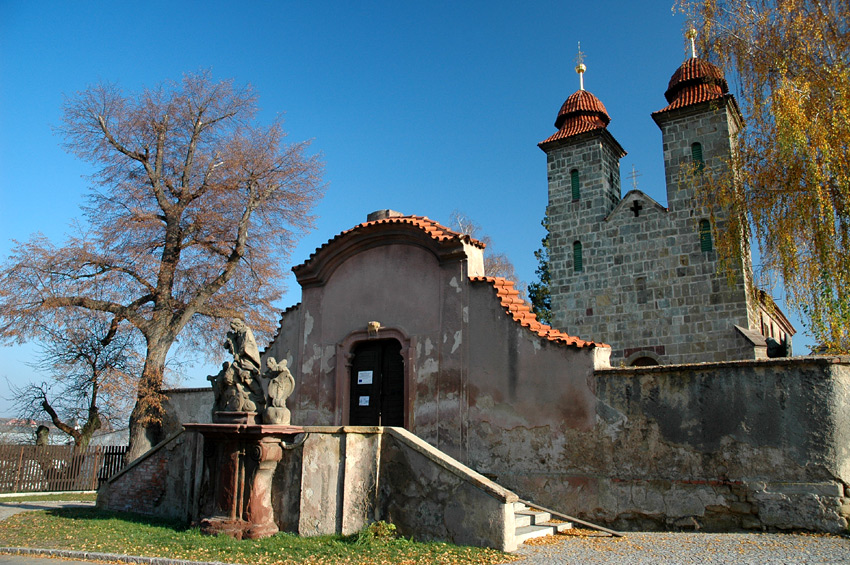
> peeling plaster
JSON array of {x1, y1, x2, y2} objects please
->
[
  {"x1": 425, "y1": 338, "x2": 434, "y2": 356},
  {"x1": 449, "y1": 277, "x2": 461, "y2": 293},
  {"x1": 303, "y1": 311, "x2": 314, "y2": 346},
  {"x1": 322, "y1": 345, "x2": 335, "y2": 374},
  {"x1": 301, "y1": 343, "x2": 323, "y2": 375},
  {"x1": 421, "y1": 357, "x2": 439, "y2": 379},
  {"x1": 463, "y1": 306, "x2": 469, "y2": 323},
  {"x1": 451, "y1": 330, "x2": 462, "y2": 354}
]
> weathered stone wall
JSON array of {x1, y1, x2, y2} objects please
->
[
  {"x1": 97, "y1": 430, "x2": 202, "y2": 522},
  {"x1": 163, "y1": 388, "x2": 213, "y2": 424},
  {"x1": 102, "y1": 425, "x2": 518, "y2": 551},
  {"x1": 378, "y1": 427, "x2": 516, "y2": 550},
  {"x1": 475, "y1": 356, "x2": 850, "y2": 532},
  {"x1": 272, "y1": 427, "x2": 517, "y2": 549}
]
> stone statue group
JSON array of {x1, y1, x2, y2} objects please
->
[{"x1": 207, "y1": 318, "x2": 294, "y2": 425}]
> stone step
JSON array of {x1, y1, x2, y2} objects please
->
[
  {"x1": 515, "y1": 508, "x2": 552, "y2": 526},
  {"x1": 514, "y1": 521, "x2": 573, "y2": 544},
  {"x1": 513, "y1": 504, "x2": 573, "y2": 545}
]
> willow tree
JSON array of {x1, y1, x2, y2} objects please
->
[
  {"x1": 680, "y1": 0, "x2": 850, "y2": 352},
  {"x1": 0, "y1": 72, "x2": 324, "y2": 460}
]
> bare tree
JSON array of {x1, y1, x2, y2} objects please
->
[
  {"x1": 0, "y1": 71, "x2": 325, "y2": 460},
  {"x1": 448, "y1": 211, "x2": 527, "y2": 297},
  {"x1": 9, "y1": 312, "x2": 141, "y2": 449}
]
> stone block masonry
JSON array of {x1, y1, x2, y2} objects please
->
[
  {"x1": 541, "y1": 57, "x2": 786, "y2": 365},
  {"x1": 469, "y1": 356, "x2": 850, "y2": 532}
]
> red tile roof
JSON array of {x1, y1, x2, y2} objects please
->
[
  {"x1": 470, "y1": 276, "x2": 607, "y2": 349},
  {"x1": 295, "y1": 215, "x2": 486, "y2": 272},
  {"x1": 654, "y1": 58, "x2": 729, "y2": 114},
  {"x1": 539, "y1": 89, "x2": 611, "y2": 148},
  {"x1": 554, "y1": 90, "x2": 611, "y2": 129},
  {"x1": 539, "y1": 119, "x2": 607, "y2": 145}
]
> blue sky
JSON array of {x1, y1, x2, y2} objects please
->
[{"x1": 0, "y1": 1, "x2": 813, "y2": 417}]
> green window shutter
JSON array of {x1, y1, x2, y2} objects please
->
[
  {"x1": 691, "y1": 142, "x2": 705, "y2": 172},
  {"x1": 573, "y1": 241, "x2": 583, "y2": 272},
  {"x1": 570, "y1": 169, "x2": 580, "y2": 200},
  {"x1": 699, "y1": 219, "x2": 713, "y2": 252}
]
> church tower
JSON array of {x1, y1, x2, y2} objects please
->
[
  {"x1": 539, "y1": 36, "x2": 793, "y2": 365},
  {"x1": 651, "y1": 29, "x2": 744, "y2": 216},
  {"x1": 538, "y1": 59, "x2": 625, "y2": 333}
]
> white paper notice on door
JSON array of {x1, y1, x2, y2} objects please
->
[
  {"x1": 359, "y1": 396, "x2": 370, "y2": 406},
  {"x1": 357, "y1": 371, "x2": 373, "y2": 385}
]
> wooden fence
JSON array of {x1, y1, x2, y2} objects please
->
[{"x1": 0, "y1": 444, "x2": 127, "y2": 493}]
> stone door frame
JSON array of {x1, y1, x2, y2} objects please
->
[{"x1": 335, "y1": 327, "x2": 415, "y2": 430}]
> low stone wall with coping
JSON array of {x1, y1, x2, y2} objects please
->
[
  {"x1": 99, "y1": 426, "x2": 518, "y2": 551},
  {"x1": 97, "y1": 430, "x2": 202, "y2": 522},
  {"x1": 475, "y1": 356, "x2": 850, "y2": 532}
]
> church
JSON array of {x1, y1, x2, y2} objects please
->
[
  {"x1": 106, "y1": 41, "x2": 849, "y2": 540},
  {"x1": 540, "y1": 47, "x2": 794, "y2": 365},
  {"x1": 249, "y1": 46, "x2": 844, "y2": 532}
]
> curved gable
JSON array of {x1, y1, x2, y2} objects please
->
[{"x1": 293, "y1": 215, "x2": 485, "y2": 288}]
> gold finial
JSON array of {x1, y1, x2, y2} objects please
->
[
  {"x1": 575, "y1": 42, "x2": 587, "y2": 91},
  {"x1": 685, "y1": 25, "x2": 698, "y2": 59}
]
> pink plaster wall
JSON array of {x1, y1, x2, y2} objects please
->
[{"x1": 264, "y1": 234, "x2": 604, "y2": 469}]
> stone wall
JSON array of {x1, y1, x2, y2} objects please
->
[
  {"x1": 276, "y1": 427, "x2": 517, "y2": 550},
  {"x1": 163, "y1": 388, "x2": 213, "y2": 424},
  {"x1": 97, "y1": 431, "x2": 202, "y2": 522},
  {"x1": 474, "y1": 356, "x2": 850, "y2": 532},
  {"x1": 99, "y1": 426, "x2": 519, "y2": 551}
]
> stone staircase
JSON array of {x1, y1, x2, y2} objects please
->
[{"x1": 513, "y1": 501, "x2": 573, "y2": 544}]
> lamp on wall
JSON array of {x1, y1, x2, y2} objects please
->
[{"x1": 367, "y1": 321, "x2": 381, "y2": 336}]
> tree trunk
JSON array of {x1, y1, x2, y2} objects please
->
[{"x1": 125, "y1": 343, "x2": 170, "y2": 463}]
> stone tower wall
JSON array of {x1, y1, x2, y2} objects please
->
[
  {"x1": 546, "y1": 99, "x2": 757, "y2": 365},
  {"x1": 546, "y1": 133, "x2": 622, "y2": 331}
]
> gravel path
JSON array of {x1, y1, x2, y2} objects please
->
[{"x1": 507, "y1": 529, "x2": 850, "y2": 564}]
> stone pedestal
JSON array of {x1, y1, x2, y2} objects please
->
[{"x1": 185, "y1": 421, "x2": 304, "y2": 540}]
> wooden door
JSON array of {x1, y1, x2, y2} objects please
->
[{"x1": 349, "y1": 339, "x2": 404, "y2": 426}]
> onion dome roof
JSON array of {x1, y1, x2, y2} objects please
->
[
  {"x1": 539, "y1": 89, "x2": 612, "y2": 147},
  {"x1": 554, "y1": 89, "x2": 610, "y2": 131},
  {"x1": 657, "y1": 57, "x2": 729, "y2": 113}
]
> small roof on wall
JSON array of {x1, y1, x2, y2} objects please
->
[{"x1": 472, "y1": 276, "x2": 607, "y2": 349}]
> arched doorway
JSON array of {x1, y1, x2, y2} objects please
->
[{"x1": 348, "y1": 339, "x2": 405, "y2": 426}]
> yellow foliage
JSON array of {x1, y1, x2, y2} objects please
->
[{"x1": 679, "y1": 0, "x2": 850, "y2": 352}]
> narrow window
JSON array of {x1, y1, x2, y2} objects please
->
[
  {"x1": 691, "y1": 142, "x2": 705, "y2": 172},
  {"x1": 699, "y1": 219, "x2": 712, "y2": 252},
  {"x1": 570, "y1": 169, "x2": 580, "y2": 201},
  {"x1": 573, "y1": 241, "x2": 583, "y2": 272}
]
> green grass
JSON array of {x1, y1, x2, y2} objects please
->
[
  {"x1": 0, "y1": 508, "x2": 516, "y2": 565},
  {"x1": 0, "y1": 492, "x2": 96, "y2": 503}
]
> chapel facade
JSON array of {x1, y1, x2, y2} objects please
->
[{"x1": 540, "y1": 50, "x2": 795, "y2": 365}]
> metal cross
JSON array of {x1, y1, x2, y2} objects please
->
[{"x1": 626, "y1": 164, "x2": 642, "y2": 190}]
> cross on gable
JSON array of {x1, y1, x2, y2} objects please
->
[{"x1": 630, "y1": 200, "x2": 643, "y2": 217}]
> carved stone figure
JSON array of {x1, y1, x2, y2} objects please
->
[
  {"x1": 207, "y1": 320, "x2": 295, "y2": 424},
  {"x1": 225, "y1": 318, "x2": 261, "y2": 373},
  {"x1": 263, "y1": 357, "x2": 295, "y2": 424},
  {"x1": 208, "y1": 318, "x2": 266, "y2": 418}
]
